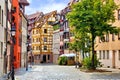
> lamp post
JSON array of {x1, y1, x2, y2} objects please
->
[
  {"x1": 10, "y1": 25, "x2": 16, "y2": 80},
  {"x1": 26, "y1": 42, "x2": 29, "y2": 71}
]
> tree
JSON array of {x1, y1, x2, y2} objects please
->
[
  {"x1": 67, "y1": 0, "x2": 119, "y2": 70},
  {"x1": 69, "y1": 28, "x2": 91, "y2": 61},
  {"x1": 75, "y1": 29, "x2": 91, "y2": 58}
]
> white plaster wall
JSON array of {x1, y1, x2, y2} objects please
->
[
  {"x1": 53, "y1": 30, "x2": 60, "y2": 55},
  {"x1": 0, "y1": 0, "x2": 6, "y2": 52},
  {"x1": 53, "y1": 54, "x2": 59, "y2": 64},
  {"x1": 97, "y1": 50, "x2": 112, "y2": 68},
  {"x1": 22, "y1": 16, "x2": 27, "y2": 54},
  {"x1": 21, "y1": 15, "x2": 27, "y2": 67},
  {"x1": 115, "y1": 51, "x2": 120, "y2": 69},
  {"x1": 53, "y1": 30, "x2": 60, "y2": 64},
  {"x1": 0, "y1": 0, "x2": 7, "y2": 77}
]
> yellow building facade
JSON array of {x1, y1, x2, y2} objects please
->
[
  {"x1": 95, "y1": 0, "x2": 120, "y2": 69},
  {"x1": 32, "y1": 11, "x2": 56, "y2": 63}
]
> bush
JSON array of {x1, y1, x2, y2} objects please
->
[
  {"x1": 83, "y1": 55, "x2": 100, "y2": 70},
  {"x1": 58, "y1": 56, "x2": 67, "y2": 65}
]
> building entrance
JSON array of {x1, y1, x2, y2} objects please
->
[{"x1": 43, "y1": 55, "x2": 46, "y2": 62}]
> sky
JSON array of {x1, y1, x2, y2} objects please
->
[{"x1": 26, "y1": 0, "x2": 70, "y2": 15}]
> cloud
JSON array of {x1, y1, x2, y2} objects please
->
[
  {"x1": 25, "y1": 0, "x2": 68, "y2": 15},
  {"x1": 27, "y1": 0, "x2": 32, "y2": 3},
  {"x1": 25, "y1": 6, "x2": 36, "y2": 15},
  {"x1": 39, "y1": 3, "x2": 67, "y2": 13}
]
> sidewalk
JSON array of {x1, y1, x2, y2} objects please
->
[
  {"x1": 0, "y1": 67, "x2": 32, "y2": 80},
  {"x1": 97, "y1": 67, "x2": 120, "y2": 73},
  {"x1": 0, "y1": 74, "x2": 8, "y2": 80}
]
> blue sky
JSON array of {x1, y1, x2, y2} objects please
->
[{"x1": 26, "y1": 0, "x2": 69, "y2": 15}]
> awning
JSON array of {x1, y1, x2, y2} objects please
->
[{"x1": 60, "y1": 53, "x2": 76, "y2": 57}]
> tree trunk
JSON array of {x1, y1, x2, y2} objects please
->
[
  {"x1": 82, "y1": 42, "x2": 85, "y2": 59},
  {"x1": 91, "y1": 27, "x2": 95, "y2": 70}
]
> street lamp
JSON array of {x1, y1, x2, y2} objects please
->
[
  {"x1": 10, "y1": 25, "x2": 16, "y2": 80},
  {"x1": 26, "y1": 42, "x2": 29, "y2": 71}
]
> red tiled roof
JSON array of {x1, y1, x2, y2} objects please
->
[
  {"x1": 19, "y1": 0, "x2": 29, "y2": 6},
  {"x1": 27, "y1": 12, "x2": 43, "y2": 19}
]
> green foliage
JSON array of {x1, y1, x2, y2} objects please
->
[
  {"x1": 69, "y1": 41, "x2": 80, "y2": 52},
  {"x1": 58, "y1": 57, "x2": 68, "y2": 65},
  {"x1": 67, "y1": 0, "x2": 119, "y2": 69},
  {"x1": 67, "y1": 0, "x2": 118, "y2": 37},
  {"x1": 83, "y1": 55, "x2": 100, "y2": 70},
  {"x1": 53, "y1": 24, "x2": 60, "y2": 30}
]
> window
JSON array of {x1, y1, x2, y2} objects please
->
[
  {"x1": 32, "y1": 46, "x2": 34, "y2": 50},
  {"x1": 103, "y1": 50, "x2": 105, "y2": 59},
  {"x1": 33, "y1": 38, "x2": 34, "y2": 42},
  {"x1": 36, "y1": 30, "x2": 38, "y2": 34},
  {"x1": 112, "y1": 33, "x2": 115, "y2": 41},
  {"x1": 119, "y1": 50, "x2": 120, "y2": 60},
  {"x1": 48, "y1": 55, "x2": 50, "y2": 60},
  {"x1": 19, "y1": 34, "x2": 21, "y2": 46},
  {"x1": 106, "y1": 34, "x2": 109, "y2": 42},
  {"x1": 107, "y1": 50, "x2": 109, "y2": 59},
  {"x1": 118, "y1": 32, "x2": 120, "y2": 40},
  {"x1": 44, "y1": 37, "x2": 47, "y2": 42},
  {"x1": 0, "y1": 6, "x2": 1, "y2": 23},
  {"x1": 7, "y1": 11, "x2": 10, "y2": 21},
  {"x1": 60, "y1": 46, "x2": 64, "y2": 50},
  {"x1": 64, "y1": 32, "x2": 69, "y2": 39},
  {"x1": 0, "y1": 42, "x2": 3, "y2": 58},
  {"x1": 99, "y1": 51, "x2": 101, "y2": 59},
  {"x1": 64, "y1": 43, "x2": 69, "y2": 49},
  {"x1": 44, "y1": 29, "x2": 47, "y2": 33},
  {"x1": 44, "y1": 46, "x2": 47, "y2": 50},
  {"x1": 5, "y1": 2, "x2": 7, "y2": 16},
  {"x1": 2, "y1": 10, "x2": 3, "y2": 26},
  {"x1": 35, "y1": 55, "x2": 39, "y2": 60},
  {"x1": 38, "y1": 46, "x2": 39, "y2": 50},
  {"x1": 118, "y1": 9, "x2": 120, "y2": 20},
  {"x1": 33, "y1": 30, "x2": 34, "y2": 34},
  {"x1": 36, "y1": 46, "x2": 38, "y2": 50},
  {"x1": 37, "y1": 38, "x2": 39, "y2": 42}
]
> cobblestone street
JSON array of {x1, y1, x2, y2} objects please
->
[{"x1": 13, "y1": 64, "x2": 120, "y2": 80}]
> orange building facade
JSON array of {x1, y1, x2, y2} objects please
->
[
  {"x1": 12, "y1": 0, "x2": 29, "y2": 69},
  {"x1": 12, "y1": 0, "x2": 21, "y2": 68}
]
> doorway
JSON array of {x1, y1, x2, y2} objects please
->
[
  {"x1": 43, "y1": 55, "x2": 46, "y2": 63},
  {"x1": 112, "y1": 50, "x2": 116, "y2": 68}
]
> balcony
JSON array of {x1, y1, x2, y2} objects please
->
[
  {"x1": 64, "y1": 28, "x2": 69, "y2": 32},
  {"x1": 59, "y1": 31, "x2": 64, "y2": 35}
]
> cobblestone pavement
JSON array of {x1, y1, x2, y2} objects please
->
[{"x1": 14, "y1": 64, "x2": 120, "y2": 80}]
